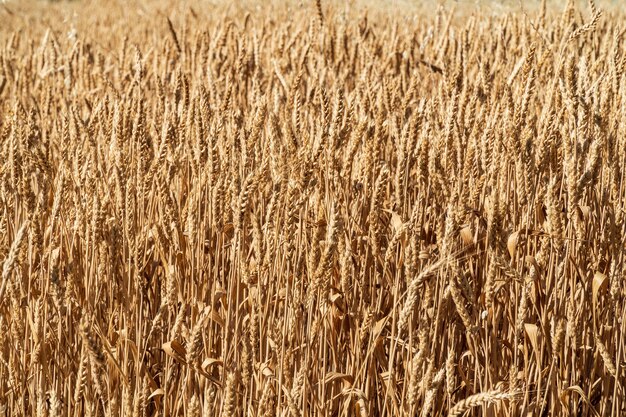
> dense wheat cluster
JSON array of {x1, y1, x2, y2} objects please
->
[{"x1": 0, "y1": 0, "x2": 625, "y2": 415}]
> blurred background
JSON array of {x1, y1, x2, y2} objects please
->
[{"x1": 0, "y1": 0, "x2": 622, "y2": 44}]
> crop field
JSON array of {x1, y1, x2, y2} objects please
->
[{"x1": 0, "y1": 0, "x2": 625, "y2": 416}]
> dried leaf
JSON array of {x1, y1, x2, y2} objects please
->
[
  {"x1": 259, "y1": 361, "x2": 275, "y2": 378},
  {"x1": 162, "y1": 340, "x2": 187, "y2": 364},
  {"x1": 148, "y1": 388, "x2": 164, "y2": 400},
  {"x1": 592, "y1": 272, "x2": 608, "y2": 304},
  {"x1": 384, "y1": 209, "x2": 404, "y2": 234},
  {"x1": 507, "y1": 231, "x2": 519, "y2": 258},
  {"x1": 524, "y1": 323, "x2": 540, "y2": 360},
  {"x1": 576, "y1": 205, "x2": 591, "y2": 221},
  {"x1": 210, "y1": 309, "x2": 225, "y2": 327},
  {"x1": 324, "y1": 372, "x2": 354, "y2": 386},
  {"x1": 201, "y1": 357, "x2": 223, "y2": 372}
]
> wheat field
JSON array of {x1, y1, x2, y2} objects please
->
[{"x1": 0, "y1": 0, "x2": 625, "y2": 416}]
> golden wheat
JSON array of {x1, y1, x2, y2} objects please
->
[{"x1": 0, "y1": 0, "x2": 624, "y2": 416}]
